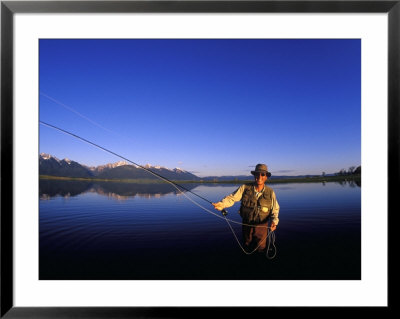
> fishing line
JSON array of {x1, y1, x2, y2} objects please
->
[
  {"x1": 40, "y1": 120, "x2": 276, "y2": 256},
  {"x1": 40, "y1": 92, "x2": 132, "y2": 141}
]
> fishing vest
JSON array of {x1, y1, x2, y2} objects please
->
[{"x1": 240, "y1": 183, "x2": 274, "y2": 224}]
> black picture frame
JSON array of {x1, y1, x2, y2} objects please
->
[{"x1": 1, "y1": 0, "x2": 395, "y2": 317}]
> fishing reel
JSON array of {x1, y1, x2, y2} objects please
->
[{"x1": 221, "y1": 209, "x2": 228, "y2": 216}]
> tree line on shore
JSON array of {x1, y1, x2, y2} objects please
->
[{"x1": 331, "y1": 165, "x2": 361, "y2": 176}]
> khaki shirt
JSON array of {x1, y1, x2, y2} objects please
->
[{"x1": 217, "y1": 184, "x2": 280, "y2": 225}]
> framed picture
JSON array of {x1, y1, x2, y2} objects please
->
[{"x1": 1, "y1": 0, "x2": 395, "y2": 317}]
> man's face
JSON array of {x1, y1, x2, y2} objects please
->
[{"x1": 253, "y1": 172, "x2": 267, "y2": 186}]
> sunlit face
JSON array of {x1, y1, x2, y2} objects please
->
[{"x1": 253, "y1": 172, "x2": 267, "y2": 186}]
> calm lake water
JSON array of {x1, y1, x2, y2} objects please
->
[{"x1": 39, "y1": 180, "x2": 361, "y2": 280}]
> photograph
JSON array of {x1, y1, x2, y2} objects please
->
[{"x1": 39, "y1": 38, "x2": 361, "y2": 280}]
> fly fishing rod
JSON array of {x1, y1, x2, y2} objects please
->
[{"x1": 40, "y1": 121, "x2": 229, "y2": 216}]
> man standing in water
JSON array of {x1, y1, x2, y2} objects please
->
[{"x1": 212, "y1": 164, "x2": 280, "y2": 253}]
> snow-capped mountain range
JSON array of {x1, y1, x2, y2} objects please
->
[
  {"x1": 39, "y1": 153, "x2": 199, "y2": 180},
  {"x1": 87, "y1": 160, "x2": 132, "y2": 173}
]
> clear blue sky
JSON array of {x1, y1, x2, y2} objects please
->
[{"x1": 39, "y1": 39, "x2": 361, "y2": 177}]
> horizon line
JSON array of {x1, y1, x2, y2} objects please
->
[{"x1": 39, "y1": 152, "x2": 360, "y2": 178}]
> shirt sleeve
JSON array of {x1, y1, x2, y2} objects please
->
[
  {"x1": 217, "y1": 184, "x2": 246, "y2": 208},
  {"x1": 270, "y1": 190, "x2": 280, "y2": 225}
]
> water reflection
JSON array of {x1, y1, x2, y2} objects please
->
[
  {"x1": 39, "y1": 179, "x2": 199, "y2": 200},
  {"x1": 334, "y1": 179, "x2": 361, "y2": 187},
  {"x1": 40, "y1": 179, "x2": 360, "y2": 200},
  {"x1": 39, "y1": 179, "x2": 92, "y2": 199}
]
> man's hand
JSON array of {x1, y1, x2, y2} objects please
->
[
  {"x1": 270, "y1": 223, "x2": 277, "y2": 232},
  {"x1": 212, "y1": 202, "x2": 224, "y2": 211}
]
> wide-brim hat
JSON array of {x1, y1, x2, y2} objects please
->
[{"x1": 251, "y1": 163, "x2": 268, "y2": 175}]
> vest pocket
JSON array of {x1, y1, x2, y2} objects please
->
[
  {"x1": 240, "y1": 206, "x2": 254, "y2": 221},
  {"x1": 258, "y1": 208, "x2": 270, "y2": 223}
]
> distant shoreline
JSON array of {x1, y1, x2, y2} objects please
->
[{"x1": 39, "y1": 174, "x2": 361, "y2": 185}]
